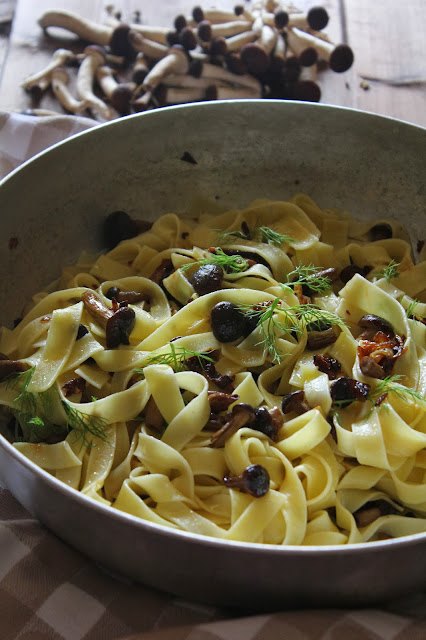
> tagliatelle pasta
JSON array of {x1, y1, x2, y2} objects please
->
[{"x1": 1, "y1": 194, "x2": 426, "y2": 545}]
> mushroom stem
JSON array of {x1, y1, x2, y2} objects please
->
[
  {"x1": 225, "y1": 29, "x2": 258, "y2": 52},
  {"x1": 77, "y1": 46, "x2": 116, "y2": 121},
  {"x1": 51, "y1": 67, "x2": 88, "y2": 113},
  {"x1": 142, "y1": 46, "x2": 190, "y2": 89},
  {"x1": 162, "y1": 73, "x2": 228, "y2": 90},
  {"x1": 286, "y1": 27, "x2": 318, "y2": 67},
  {"x1": 155, "y1": 84, "x2": 206, "y2": 106},
  {"x1": 128, "y1": 31, "x2": 169, "y2": 60},
  {"x1": 206, "y1": 84, "x2": 262, "y2": 100},
  {"x1": 208, "y1": 20, "x2": 253, "y2": 38},
  {"x1": 21, "y1": 48, "x2": 75, "y2": 89},
  {"x1": 96, "y1": 65, "x2": 136, "y2": 115},
  {"x1": 196, "y1": 61, "x2": 262, "y2": 92},
  {"x1": 287, "y1": 7, "x2": 329, "y2": 32},
  {"x1": 204, "y1": 9, "x2": 247, "y2": 23},
  {"x1": 129, "y1": 24, "x2": 174, "y2": 46},
  {"x1": 132, "y1": 53, "x2": 150, "y2": 84},
  {"x1": 38, "y1": 9, "x2": 112, "y2": 45}
]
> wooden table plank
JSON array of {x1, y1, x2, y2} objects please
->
[
  {"x1": 0, "y1": 0, "x2": 424, "y2": 127},
  {"x1": 344, "y1": 0, "x2": 426, "y2": 126}
]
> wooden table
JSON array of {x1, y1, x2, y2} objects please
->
[{"x1": 0, "y1": 0, "x2": 425, "y2": 127}]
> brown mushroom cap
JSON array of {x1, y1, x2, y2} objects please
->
[
  {"x1": 109, "y1": 24, "x2": 136, "y2": 61},
  {"x1": 307, "y1": 6, "x2": 329, "y2": 31},
  {"x1": 240, "y1": 42, "x2": 270, "y2": 74},
  {"x1": 329, "y1": 44, "x2": 354, "y2": 72}
]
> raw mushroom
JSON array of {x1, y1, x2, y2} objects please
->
[
  {"x1": 287, "y1": 27, "x2": 354, "y2": 72},
  {"x1": 154, "y1": 84, "x2": 206, "y2": 106},
  {"x1": 287, "y1": 6, "x2": 329, "y2": 31},
  {"x1": 206, "y1": 84, "x2": 262, "y2": 100},
  {"x1": 142, "y1": 45, "x2": 190, "y2": 90},
  {"x1": 21, "y1": 48, "x2": 75, "y2": 94},
  {"x1": 51, "y1": 67, "x2": 88, "y2": 114},
  {"x1": 77, "y1": 46, "x2": 116, "y2": 121},
  {"x1": 38, "y1": 9, "x2": 135, "y2": 60},
  {"x1": 96, "y1": 65, "x2": 136, "y2": 115}
]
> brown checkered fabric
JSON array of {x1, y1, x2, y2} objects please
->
[{"x1": 1, "y1": 111, "x2": 426, "y2": 639}]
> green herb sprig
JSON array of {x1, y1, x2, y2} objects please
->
[
  {"x1": 240, "y1": 300, "x2": 347, "y2": 363},
  {"x1": 180, "y1": 247, "x2": 249, "y2": 274},
  {"x1": 136, "y1": 344, "x2": 215, "y2": 373},
  {"x1": 368, "y1": 375, "x2": 425, "y2": 408},
  {"x1": 376, "y1": 260, "x2": 400, "y2": 283},
  {"x1": 217, "y1": 225, "x2": 294, "y2": 247},
  {"x1": 6, "y1": 368, "x2": 109, "y2": 445},
  {"x1": 281, "y1": 264, "x2": 334, "y2": 296}
]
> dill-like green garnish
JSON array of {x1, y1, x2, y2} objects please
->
[
  {"x1": 376, "y1": 260, "x2": 400, "y2": 283},
  {"x1": 217, "y1": 225, "x2": 293, "y2": 247},
  {"x1": 241, "y1": 300, "x2": 347, "y2": 363},
  {"x1": 368, "y1": 375, "x2": 425, "y2": 407},
  {"x1": 180, "y1": 247, "x2": 249, "y2": 274},
  {"x1": 63, "y1": 402, "x2": 110, "y2": 446},
  {"x1": 406, "y1": 299, "x2": 421, "y2": 320},
  {"x1": 281, "y1": 264, "x2": 333, "y2": 295},
  {"x1": 6, "y1": 367, "x2": 109, "y2": 445},
  {"x1": 136, "y1": 344, "x2": 215, "y2": 373}
]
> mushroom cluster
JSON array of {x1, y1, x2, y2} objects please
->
[{"x1": 22, "y1": 1, "x2": 354, "y2": 120}]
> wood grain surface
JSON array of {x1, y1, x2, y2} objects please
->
[{"x1": 0, "y1": 0, "x2": 424, "y2": 126}]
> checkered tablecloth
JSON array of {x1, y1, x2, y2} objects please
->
[{"x1": 1, "y1": 110, "x2": 425, "y2": 640}]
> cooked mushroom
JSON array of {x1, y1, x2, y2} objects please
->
[
  {"x1": 208, "y1": 391, "x2": 239, "y2": 412},
  {"x1": 282, "y1": 390, "x2": 310, "y2": 415},
  {"x1": 306, "y1": 327, "x2": 337, "y2": 350},
  {"x1": 210, "y1": 402, "x2": 256, "y2": 447},
  {"x1": 330, "y1": 376, "x2": 370, "y2": 406},
  {"x1": 359, "y1": 355, "x2": 387, "y2": 379},
  {"x1": 105, "y1": 305, "x2": 136, "y2": 349},
  {"x1": 223, "y1": 464, "x2": 270, "y2": 497},
  {"x1": 103, "y1": 210, "x2": 153, "y2": 249},
  {"x1": 0, "y1": 357, "x2": 29, "y2": 382},
  {"x1": 359, "y1": 314, "x2": 395, "y2": 338},
  {"x1": 82, "y1": 290, "x2": 113, "y2": 327}
]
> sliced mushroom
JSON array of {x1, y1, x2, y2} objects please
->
[
  {"x1": 82, "y1": 290, "x2": 113, "y2": 328},
  {"x1": 208, "y1": 391, "x2": 239, "y2": 412}
]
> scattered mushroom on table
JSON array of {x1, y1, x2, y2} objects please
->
[{"x1": 20, "y1": 1, "x2": 355, "y2": 120}]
